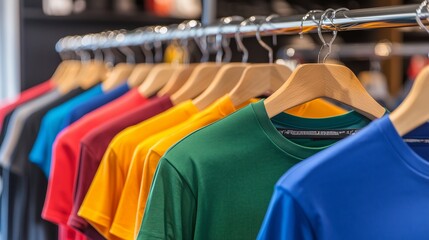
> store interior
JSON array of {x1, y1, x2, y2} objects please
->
[{"x1": 1, "y1": 1, "x2": 429, "y2": 240}]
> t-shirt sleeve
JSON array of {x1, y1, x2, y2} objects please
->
[
  {"x1": 138, "y1": 158, "x2": 196, "y2": 240},
  {"x1": 257, "y1": 187, "x2": 315, "y2": 240},
  {"x1": 78, "y1": 147, "x2": 123, "y2": 239}
]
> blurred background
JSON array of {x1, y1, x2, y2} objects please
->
[{"x1": 0, "y1": 0, "x2": 426, "y2": 109}]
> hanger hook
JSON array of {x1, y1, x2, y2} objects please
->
[
  {"x1": 138, "y1": 27, "x2": 155, "y2": 64},
  {"x1": 250, "y1": 17, "x2": 274, "y2": 63},
  {"x1": 416, "y1": 1, "x2": 429, "y2": 35},
  {"x1": 81, "y1": 34, "x2": 95, "y2": 62},
  {"x1": 169, "y1": 22, "x2": 186, "y2": 64},
  {"x1": 92, "y1": 34, "x2": 104, "y2": 62},
  {"x1": 318, "y1": 8, "x2": 349, "y2": 63},
  {"x1": 184, "y1": 20, "x2": 201, "y2": 64},
  {"x1": 75, "y1": 35, "x2": 92, "y2": 63},
  {"x1": 266, "y1": 14, "x2": 279, "y2": 46},
  {"x1": 300, "y1": 10, "x2": 324, "y2": 39},
  {"x1": 194, "y1": 25, "x2": 209, "y2": 62},
  {"x1": 215, "y1": 17, "x2": 228, "y2": 63},
  {"x1": 217, "y1": 16, "x2": 243, "y2": 63},
  {"x1": 248, "y1": 16, "x2": 275, "y2": 63},
  {"x1": 101, "y1": 31, "x2": 117, "y2": 67},
  {"x1": 115, "y1": 30, "x2": 136, "y2": 64},
  {"x1": 317, "y1": 8, "x2": 336, "y2": 63},
  {"x1": 153, "y1": 26, "x2": 167, "y2": 63},
  {"x1": 222, "y1": 17, "x2": 241, "y2": 63},
  {"x1": 235, "y1": 18, "x2": 250, "y2": 63}
]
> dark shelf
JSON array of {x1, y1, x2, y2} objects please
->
[{"x1": 22, "y1": 8, "x2": 184, "y2": 24}]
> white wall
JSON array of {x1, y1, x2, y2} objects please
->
[{"x1": 0, "y1": 0, "x2": 20, "y2": 102}]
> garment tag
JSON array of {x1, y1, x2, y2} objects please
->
[
  {"x1": 404, "y1": 139, "x2": 429, "y2": 144},
  {"x1": 277, "y1": 129, "x2": 360, "y2": 139}
]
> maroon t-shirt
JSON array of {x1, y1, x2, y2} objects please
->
[{"x1": 67, "y1": 95, "x2": 173, "y2": 239}]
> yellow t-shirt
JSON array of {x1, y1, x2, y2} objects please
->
[
  {"x1": 78, "y1": 100, "x2": 199, "y2": 240},
  {"x1": 286, "y1": 98, "x2": 345, "y2": 118}
]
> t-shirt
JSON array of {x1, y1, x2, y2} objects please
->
[
  {"x1": 138, "y1": 100, "x2": 377, "y2": 240},
  {"x1": 0, "y1": 80, "x2": 53, "y2": 131},
  {"x1": 0, "y1": 87, "x2": 84, "y2": 240},
  {"x1": 61, "y1": 83, "x2": 130, "y2": 128},
  {"x1": 42, "y1": 89, "x2": 148, "y2": 240},
  {"x1": 0, "y1": 90, "x2": 61, "y2": 169},
  {"x1": 257, "y1": 116, "x2": 429, "y2": 240},
  {"x1": 0, "y1": 90, "x2": 60, "y2": 239},
  {"x1": 1, "y1": 88, "x2": 83, "y2": 174},
  {"x1": 78, "y1": 100, "x2": 200, "y2": 240},
  {"x1": 30, "y1": 84, "x2": 104, "y2": 177},
  {"x1": 0, "y1": 110, "x2": 16, "y2": 146},
  {"x1": 68, "y1": 96, "x2": 172, "y2": 239},
  {"x1": 134, "y1": 98, "x2": 347, "y2": 236},
  {"x1": 0, "y1": 87, "x2": 56, "y2": 238},
  {"x1": 111, "y1": 95, "x2": 252, "y2": 239}
]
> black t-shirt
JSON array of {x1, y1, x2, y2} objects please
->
[
  {"x1": 0, "y1": 110, "x2": 14, "y2": 225},
  {"x1": 1, "y1": 87, "x2": 84, "y2": 240},
  {"x1": 0, "y1": 111, "x2": 15, "y2": 146}
]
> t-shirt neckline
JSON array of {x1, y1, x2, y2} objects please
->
[{"x1": 252, "y1": 100, "x2": 369, "y2": 160}]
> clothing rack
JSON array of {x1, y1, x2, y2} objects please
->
[{"x1": 56, "y1": 4, "x2": 429, "y2": 53}]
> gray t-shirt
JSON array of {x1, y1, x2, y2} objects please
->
[{"x1": 0, "y1": 90, "x2": 61, "y2": 169}]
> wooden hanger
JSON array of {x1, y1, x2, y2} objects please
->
[
  {"x1": 264, "y1": 63, "x2": 386, "y2": 119},
  {"x1": 127, "y1": 63, "x2": 154, "y2": 88},
  {"x1": 193, "y1": 63, "x2": 248, "y2": 110},
  {"x1": 76, "y1": 60, "x2": 108, "y2": 90},
  {"x1": 228, "y1": 64, "x2": 292, "y2": 107},
  {"x1": 57, "y1": 60, "x2": 105, "y2": 93},
  {"x1": 389, "y1": 4, "x2": 429, "y2": 136},
  {"x1": 102, "y1": 63, "x2": 135, "y2": 91},
  {"x1": 390, "y1": 66, "x2": 429, "y2": 136},
  {"x1": 157, "y1": 63, "x2": 198, "y2": 97},
  {"x1": 54, "y1": 60, "x2": 81, "y2": 85},
  {"x1": 51, "y1": 60, "x2": 74, "y2": 84},
  {"x1": 138, "y1": 63, "x2": 180, "y2": 98},
  {"x1": 170, "y1": 62, "x2": 223, "y2": 105},
  {"x1": 56, "y1": 61, "x2": 84, "y2": 93}
]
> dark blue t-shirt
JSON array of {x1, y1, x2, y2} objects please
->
[{"x1": 258, "y1": 116, "x2": 429, "y2": 240}]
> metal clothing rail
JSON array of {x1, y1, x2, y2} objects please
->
[
  {"x1": 278, "y1": 42, "x2": 429, "y2": 60},
  {"x1": 56, "y1": 4, "x2": 429, "y2": 53}
]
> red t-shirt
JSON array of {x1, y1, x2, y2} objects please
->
[
  {"x1": 42, "y1": 89, "x2": 148, "y2": 240},
  {"x1": 67, "y1": 96, "x2": 172, "y2": 239},
  {"x1": 0, "y1": 80, "x2": 53, "y2": 130}
]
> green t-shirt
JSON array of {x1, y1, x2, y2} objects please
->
[{"x1": 138, "y1": 100, "x2": 378, "y2": 240}]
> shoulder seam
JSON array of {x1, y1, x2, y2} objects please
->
[{"x1": 163, "y1": 157, "x2": 197, "y2": 200}]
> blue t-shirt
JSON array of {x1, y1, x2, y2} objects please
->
[
  {"x1": 29, "y1": 85, "x2": 104, "y2": 177},
  {"x1": 258, "y1": 116, "x2": 429, "y2": 240},
  {"x1": 60, "y1": 83, "x2": 129, "y2": 128}
]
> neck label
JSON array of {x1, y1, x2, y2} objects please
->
[
  {"x1": 404, "y1": 139, "x2": 429, "y2": 144},
  {"x1": 277, "y1": 129, "x2": 360, "y2": 139}
]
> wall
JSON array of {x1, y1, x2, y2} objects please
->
[{"x1": 0, "y1": 0, "x2": 20, "y2": 101}]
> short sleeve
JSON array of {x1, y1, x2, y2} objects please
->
[
  {"x1": 257, "y1": 187, "x2": 315, "y2": 240},
  {"x1": 77, "y1": 147, "x2": 123, "y2": 239},
  {"x1": 138, "y1": 158, "x2": 196, "y2": 240}
]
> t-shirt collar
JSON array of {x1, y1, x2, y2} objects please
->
[
  {"x1": 378, "y1": 116, "x2": 429, "y2": 178},
  {"x1": 252, "y1": 100, "x2": 371, "y2": 160}
]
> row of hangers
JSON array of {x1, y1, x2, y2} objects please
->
[{"x1": 51, "y1": 1, "x2": 429, "y2": 138}]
